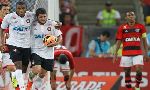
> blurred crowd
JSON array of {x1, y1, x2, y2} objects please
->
[{"x1": 0, "y1": 0, "x2": 150, "y2": 57}]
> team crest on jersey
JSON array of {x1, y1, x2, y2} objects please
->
[
  {"x1": 47, "y1": 27, "x2": 51, "y2": 31},
  {"x1": 26, "y1": 19, "x2": 30, "y2": 23}
]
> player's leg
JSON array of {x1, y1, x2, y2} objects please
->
[
  {"x1": 2, "y1": 53, "x2": 16, "y2": 72},
  {"x1": 7, "y1": 45, "x2": 25, "y2": 90},
  {"x1": 133, "y1": 55, "x2": 144, "y2": 90},
  {"x1": 120, "y1": 56, "x2": 133, "y2": 90},
  {"x1": 61, "y1": 62, "x2": 70, "y2": 90},
  {"x1": 50, "y1": 61, "x2": 59, "y2": 90},
  {"x1": 34, "y1": 58, "x2": 54, "y2": 88},
  {"x1": 124, "y1": 67, "x2": 132, "y2": 89},
  {"x1": 50, "y1": 70, "x2": 57, "y2": 90},
  {"x1": 21, "y1": 48, "x2": 31, "y2": 73},
  {"x1": 26, "y1": 53, "x2": 42, "y2": 90},
  {"x1": 2, "y1": 53, "x2": 16, "y2": 88}
]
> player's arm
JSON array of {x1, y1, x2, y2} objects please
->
[
  {"x1": 114, "y1": 25, "x2": 123, "y2": 55},
  {"x1": 1, "y1": 15, "x2": 9, "y2": 52},
  {"x1": 141, "y1": 25, "x2": 149, "y2": 61},
  {"x1": 1, "y1": 14, "x2": 9, "y2": 44},
  {"x1": 114, "y1": 40, "x2": 122, "y2": 55},
  {"x1": 113, "y1": 25, "x2": 123, "y2": 63}
]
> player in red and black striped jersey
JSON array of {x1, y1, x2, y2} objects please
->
[
  {"x1": 50, "y1": 45, "x2": 75, "y2": 90},
  {"x1": 113, "y1": 11, "x2": 148, "y2": 90}
]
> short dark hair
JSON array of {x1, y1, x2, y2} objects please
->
[
  {"x1": 0, "y1": 4, "x2": 9, "y2": 10},
  {"x1": 36, "y1": 8, "x2": 47, "y2": 17},
  {"x1": 101, "y1": 31, "x2": 110, "y2": 37},
  {"x1": 105, "y1": 1, "x2": 112, "y2": 6},
  {"x1": 58, "y1": 54, "x2": 68, "y2": 64},
  {"x1": 16, "y1": 1, "x2": 27, "y2": 8}
]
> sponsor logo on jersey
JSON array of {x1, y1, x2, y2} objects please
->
[
  {"x1": 47, "y1": 27, "x2": 51, "y2": 31},
  {"x1": 34, "y1": 34, "x2": 45, "y2": 38},
  {"x1": 125, "y1": 37, "x2": 140, "y2": 42},
  {"x1": 26, "y1": 19, "x2": 30, "y2": 23},
  {"x1": 13, "y1": 26, "x2": 30, "y2": 32}
]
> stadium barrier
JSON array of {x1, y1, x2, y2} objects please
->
[{"x1": 0, "y1": 57, "x2": 149, "y2": 90}]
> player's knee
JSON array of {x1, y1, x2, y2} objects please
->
[
  {"x1": 64, "y1": 75, "x2": 69, "y2": 81},
  {"x1": 7, "y1": 65, "x2": 16, "y2": 72},
  {"x1": 14, "y1": 61, "x2": 22, "y2": 69},
  {"x1": 136, "y1": 71, "x2": 142, "y2": 76},
  {"x1": 32, "y1": 65, "x2": 41, "y2": 74},
  {"x1": 136, "y1": 66, "x2": 142, "y2": 72},
  {"x1": 39, "y1": 73, "x2": 46, "y2": 78}
]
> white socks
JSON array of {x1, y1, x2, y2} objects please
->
[{"x1": 11, "y1": 69, "x2": 25, "y2": 90}]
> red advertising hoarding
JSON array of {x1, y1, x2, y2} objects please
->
[{"x1": 73, "y1": 57, "x2": 150, "y2": 90}]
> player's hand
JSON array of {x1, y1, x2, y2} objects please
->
[
  {"x1": 0, "y1": 62, "x2": 2, "y2": 74},
  {"x1": 4, "y1": 33, "x2": 9, "y2": 39},
  {"x1": 54, "y1": 21, "x2": 62, "y2": 29},
  {"x1": 47, "y1": 42, "x2": 58, "y2": 47},
  {"x1": 1, "y1": 44, "x2": 9, "y2": 53},
  {"x1": 51, "y1": 81, "x2": 57, "y2": 90},
  {"x1": 66, "y1": 80, "x2": 71, "y2": 90},
  {"x1": 144, "y1": 53, "x2": 149, "y2": 62},
  {"x1": 113, "y1": 53, "x2": 118, "y2": 64}
]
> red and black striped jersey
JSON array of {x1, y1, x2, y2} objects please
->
[
  {"x1": 116, "y1": 23, "x2": 147, "y2": 56},
  {"x1": 54, "y1": 45, "x2": 75, "y2": 69}
]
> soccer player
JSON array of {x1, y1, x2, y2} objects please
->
[
  {"x1": 113, "y1": 11, "x2": 148, "y2": 90},
  {"x1": 0, "y1": 3, "x2": 16, "y2": 90},
  {"x1": 1, "y1": 1, "x2": 35, "y2": 90},
  {"x1": 51, "y1": 45, "x2": 75, "y2": 90},
  {"x1": 0, "y1": 4, "x2": 10, "y2": 44},
  {"x1": 0, "y1": 47, "x2": 16, "y2": 89},
  {"x1": 26, "y1": 8, "x2": 62, "y2": 90}
]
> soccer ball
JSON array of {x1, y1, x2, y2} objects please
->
[{"x1": 43, "y1": 34, "x2": 57, "y2": 46}]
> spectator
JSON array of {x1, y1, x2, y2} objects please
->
[
  {"x1": 96, "y1": 1, "x2": 121, "y2": 27},
  {"x1": 140, "y1": 0, "x2": 150, "y2": 25},
  {"x1": 0, "y1": 4, "x2": 10, "y2": 19},
  {"x1": 0, "y1": 0, "x2": 10, "y2": 5},
  {"x1": 60, "y1": 13, "x2": 74, "y2": 26},
  {"x1": 86, "y1": 31, "x2": 110, "y2": 57},
  {"x1": 59, "y1": 0, "x2": 77, "y2": 25},
  {"x1": 146, "y1": 33, "x2": 150, "y2": 56},
  {"x1": 59, "y1": 0, "x2": 76, "y2": 16}
]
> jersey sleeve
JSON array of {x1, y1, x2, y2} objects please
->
[
  {"x1": 116, "y1": 25, "x2": 123, "y2": 40},
  {"x1": 140, "y1": 24, "x2": 147, "y2": 38},
  {"x1": 1, "y1": 14, "x2": 10, "y2": 29},
  {"x1": 53, "y1": 29, "x2": 62, "y2": 37},
  {"x1": 65, "y1": 50, "x2": 75, "y2": 69}
]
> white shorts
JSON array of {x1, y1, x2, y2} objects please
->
[
  {"x1": 54, "y1": 61, "x2": 70, "y2": 72},
  {"x1": 120, "y1": 55, "x2": 144, "y2": 67},
  {"x1": 0, "y1": 52, "x2": 14, "y2": 68}
]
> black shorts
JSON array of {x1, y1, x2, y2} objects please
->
[
  {"x1": 31, "y1": 53, "x2": 54, "y2": 72},
  {"x1": 8, "y1": 45, "x2": 31, "y2": 66}
]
